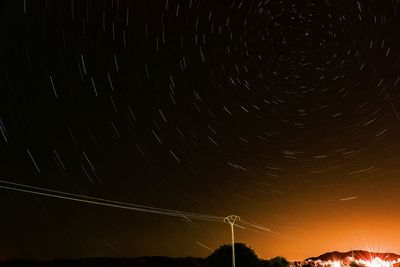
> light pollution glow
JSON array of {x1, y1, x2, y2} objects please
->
[{"x1": 308, "y1": 257, "x2": 400, "y2": 267}]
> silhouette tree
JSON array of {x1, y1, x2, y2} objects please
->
[
  {"x1": 206, "y1": 243, "x2": 260, "y2": 267},
  {"x1": 265, "y1": 256, "x2": 289, "y2": 267}
]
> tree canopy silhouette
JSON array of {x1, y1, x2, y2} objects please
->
[
  {"x1": 206, "y1": 243, "x2": 260, "y2": 267},
  {"x1": 264, "y1": 256, "x2": 289, "y2": 267}
]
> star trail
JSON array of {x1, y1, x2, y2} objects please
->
[{"x1": 1, "y1": 0, "x2": 400, "y2": 261}]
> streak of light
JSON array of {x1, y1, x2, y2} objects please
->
[
  {"x1": 340, "y1": 196, "x2": 358, "y2": 201},
  {"x1": 196, "y1": 241, "x2": 213, "y2": 251}
]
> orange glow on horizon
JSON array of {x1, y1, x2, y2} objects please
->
[{"x1": 228, "y1": 196, "x2": 400, "y2": 261}]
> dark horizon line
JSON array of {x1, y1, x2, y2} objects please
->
[{"x1": 2, "y1": 249, "x2": 400, "y2": 263}]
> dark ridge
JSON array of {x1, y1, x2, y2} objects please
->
[{"x1": 0, "y1": 257, "x2": 206, "y2": 267}]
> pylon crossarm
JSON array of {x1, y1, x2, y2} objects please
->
[{"x1": 224, "y1": 215, "x2": 240, "y2": 225}]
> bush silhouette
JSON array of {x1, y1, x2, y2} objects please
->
[
  {"x1": 206, "y1": 243, "x2": 260, "y2": 267},
  {"x1": 265, "y1": 256, "x2": 289, "y2": 267}
]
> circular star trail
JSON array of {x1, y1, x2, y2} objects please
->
[{"x1": 1, "y1": 0, "x2": 400, "y2": 260}]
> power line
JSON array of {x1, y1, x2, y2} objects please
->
[
  {"x1": 0, "y1": 179, "x2": 273, "y2": 233},
  {"x1": 0, "y1": 179, "x2": 277, "y2": 265},
  {"x1": 0, "y1": 179, "x2": 224, "y2": 222}
]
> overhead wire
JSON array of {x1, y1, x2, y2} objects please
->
[
  {"x1": 0, "y1": 179, "x2": 224, "y2": 222},
  {"x1": 0, "y1": 179, "x2": 274, "y2": 232}
]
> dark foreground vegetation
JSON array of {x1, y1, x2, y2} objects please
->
[
  {"x1": 0, "y1": 243, "x2": 290, "y2": 267},
  {"x1": 0, "y1": 257, "x2": 205, "y2": 267}
]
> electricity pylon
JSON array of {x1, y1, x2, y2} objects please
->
[{"x1": 225, "y1": 215, "x2": 240, "y2": 267}]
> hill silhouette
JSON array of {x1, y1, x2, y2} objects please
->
[
  {"x1": 2, "y1": 249, "x2": 400, "y2": 267},
  {"x1": 307, "y1": 250, "x2": 400, "y2": 261},
  {"x1": 0, "y1": 243, "x2": 262, "y2": 267}
]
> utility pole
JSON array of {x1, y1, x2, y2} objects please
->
[{"x1": 225, "y1": 215, "x2": 240, "y2": 267}]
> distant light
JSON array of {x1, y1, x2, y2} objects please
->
[{"x1": 309, "y1": 256, "x2": 400, "y2": 267}]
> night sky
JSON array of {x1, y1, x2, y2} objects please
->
[{"x1": 1, "y1": 0, "x2": 400, "y2": 261}]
